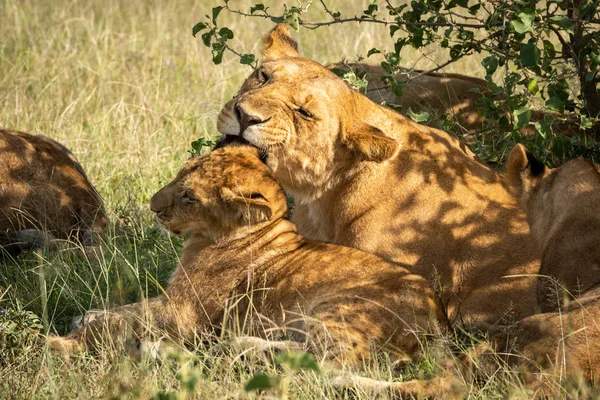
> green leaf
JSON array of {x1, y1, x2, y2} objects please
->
[
  {"x1": 389, "y1": 24, "x2": 401, "y2": 37},
  {"x1": 580, "y1": 115, "x2": 597, "y2": 130},
  {"x1": 212, "y1": 44, "x2": 225, "y2": 65},
  {"x1": 275, "y1": 352, "x2": 321, "y2": 372},
  {"x1": 250, "y1": 4, "x2": 265, "y2": 14},
  {"x1": 551, "y1": 135, "x2": 572, "y2": 160},
  {"x1": 406, "y1": 107, "x2": 430, "y2": 123},
  {"x1": 192, "y1": 22, "x2": 208, "y2": 38},
  {"x1": 482, "y1": 55, "x2": 498, "y2": 76},
  {"x1": 513, "y1": 106, "x2": 532, "y2": 130},
  {"x1": 547, "y1": 80, "x2": 570, "y2": 102},
  {"x1": 585, "y1": 71, "x2": 597, "y2": 82},
  {"x1": 511, "y1": 10, "x2": 535, "y2": 34},
  {"x1": 545, "y1": 96, "x2": 565, "y2": 113},
  {"x1": 218, "y1": 27, "x2": 233, "y2": 40},
  {"x1": 201, "y1": 31, "x2": 212, "y2": 47},
  {"x1": 367, "y1": 48, "x2": 381, "y2": 57},
  {"x1": 520, "y1": 42, "x2": 540, "y2": 69},
  {"x1": 329, "y1": 67, "x2": 346, "y2": 78},
  {"x1": 244, "y1": 373, "x2": 279, "y2": 391},
  {"x1": 549, "y1": 15, "x2": 574, "y2": 35},
  {"x1": 212, "y1": 6, "x2": 223, "y2": 24},
  {"x1": 542, "y1": 40, "x2": 556, "y2": 69},
  {"x1": 285, "y1": 12, "x2": 300, "y2": 30},
  {"x1": 449, "y1": 44, "x2": 462, "y2": 60},
  {"x1": 240, "y1": 54, "x2": 255, "y2": 65},
  {"x1": 527, "y1": 79, "x2": 539, "y2": 95},
  {"x1": 535, "y1": 116, "x2": 554, "y2": 139},
  {"x1": 468, "y1": 3, "x2": 481, "y2": 14}
]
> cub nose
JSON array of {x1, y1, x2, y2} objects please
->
[
  {"x1": 235, "y1": 104, "x2": 263, "y2": 134},
  {"x1": 149, "y1": 191, "x2": 164, "y2": 214}
]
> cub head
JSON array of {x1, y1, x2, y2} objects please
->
[
  {"x1": 216, "y1": 24, "x2": 398, "y2": 200},
  {"x1": 506, "y1": 143, "x2": 600, "y2": 248},
  {"x1": 150, "y1": 146, "x2": 288, "y2": 242}
]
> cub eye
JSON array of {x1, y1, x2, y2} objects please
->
[
  {"x1": 248, "y1": 192, "x2": 266, "y2": 201},
  {"x1": 297, "y1": 108, "x2": 314, "y2": 120},
  {"x1": 182, "y1": 191, "x2": 197, "y2": 204}
]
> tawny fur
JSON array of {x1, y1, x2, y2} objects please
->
[
  {"x1": 473, "y1": 144, "x2": 600, "y2": 392},
  {"x1": 506, "y1": 144, "x2": 600, "y2": 310},
  {"x1": 47, "y1": 146, "x2": 444, "y2": 368},
  {"x1": 216, "y1": 24, "x2": 539, "y2": 328},
  {"x1": 0, "y1": 129, "x2": 107, "y2": 249}
]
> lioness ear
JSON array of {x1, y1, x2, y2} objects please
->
[
  {"x1": 262, "y1": 24, "x2": 299, "y2": 61},
  {"x1": 343, "y1": 123, "x2": 399, "y2": 162},
  {"x1": 505, "y1": 144, "x2": 546, "y2": 197},
  {"x1": 221, "y1": 187, "x2": 273, "y2": 225}
]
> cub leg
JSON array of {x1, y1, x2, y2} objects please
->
[{"x1": 48, "y1": 296, "x2": 196, "y2": 356}]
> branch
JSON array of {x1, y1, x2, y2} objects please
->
[
  {"x1": 366, "y1": 53, "x2": 473, "y2": 93},
  {"x1": 318, "y1": 0, "x2": 338, "y2": 20},
  {"x1": 223, "y1": 4, "x2": 488, "y2": 30},
  {"x1": 223, "y1": 43, "x2": 258, "y2": 69}
]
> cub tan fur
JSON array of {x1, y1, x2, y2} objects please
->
[
  {"x1": 0, "y1": 129, "x2": 107, "y2": 253},
  {"x1": 47, "y1": 146, "x2": 444, "y2": 368},
  {"x1": 217, "y1": 24, "x2": 539, "y2": 327}
]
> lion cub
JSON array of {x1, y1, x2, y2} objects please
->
[{"x1": 48, "y1": 146, "x2": 443, "y2": 368}]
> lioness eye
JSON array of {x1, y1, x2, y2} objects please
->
[
  {"x1": 182, "y1": 191, "x2": 197, "y2": 203},
  {"x1": 258, "y1": 69, "x2": 269, "y2": 83},
  {"x1": 297, "y1": 108, "x2": 314, "y2": 120}
]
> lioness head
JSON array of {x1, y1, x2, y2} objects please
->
[
  {"x1": 150, "y1": 146, "x2": 287, "y2": 242},
  {"x1": 217, "y1": 24, "x2": 399, "y2": 200},
  {"x1": 506, "y1": 143, "x2": 600, "y2": 248}
]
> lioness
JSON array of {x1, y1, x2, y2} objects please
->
[
  {"x1": 461, "y1": 146, "x2": 600, "y2": 393},
  {"x1": 327, "y1": 62, "x2": 582, "y2": 138},
  {"x1": 0, "y1": 129, "x2": 107, "y2": 253},
  {"x1": 47, "y1": 146, "x2": 444, "y2": 368},
  {"x1": 327, "y1": 62, "x2": 488, "y2": 133},
  {"x1": 506, "y1": 144, "x2": 600, "y2": 311},
  {"x1": 216, "y1": 24, "x2": 539, "y2": 327}
]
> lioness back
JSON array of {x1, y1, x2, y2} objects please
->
[
  {"x1": 327, "y1": 62, "x2": 488, "y2": 133},
  {"x1": 0, "y1": 129, "x2": 107, "y2": 250}
]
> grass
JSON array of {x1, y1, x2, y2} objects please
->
[{"x1": 0, "y1": 0, "x2": 590, "y2": 398}]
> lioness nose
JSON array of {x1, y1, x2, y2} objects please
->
[{"x1": 235, "y1": 104, "x2": 263, "y2": 134}]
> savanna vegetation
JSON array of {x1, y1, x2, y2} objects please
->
[{"x1": 1, "y1": 0, "x2": 599, "y2": 398}]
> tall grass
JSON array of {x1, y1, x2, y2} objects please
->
[{"x1": 0, "y1": 0, "x2": 559, "y2": 398}]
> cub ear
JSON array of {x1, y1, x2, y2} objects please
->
[
  {"x1": 342, "y1": 122, "x2": 399, "y2": 162},
  {"x1": 262, "y1": 24, "x2": 299, "y2": 61},
  {"x1": 221, "y1": 187, "x2": 273, "y2": 225},
  {"x1": 505, "y1": 144, "x2": 546, "y2": 197}
]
